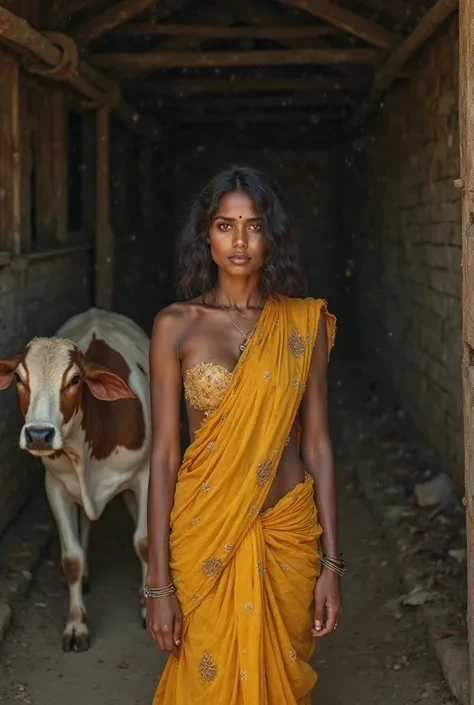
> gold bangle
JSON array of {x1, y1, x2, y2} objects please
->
[{"x1": 144, "y1": 582, "x2": 176, "y2": 598}]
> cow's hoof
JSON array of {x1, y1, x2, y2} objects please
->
[{"x1": 61, "y1": 623, "x2": 90, "y2": 652}]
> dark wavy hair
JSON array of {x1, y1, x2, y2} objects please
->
[{"x1": 176, "y1": 165, "x2": 306, "y2": 299}]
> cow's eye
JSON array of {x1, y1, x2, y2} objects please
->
[{"x1": 70, "y1": 375, "x2": 80, "y2": 387}]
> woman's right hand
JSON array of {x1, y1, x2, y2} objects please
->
[{"x1": 146, "y1": 593, "x2": 183, "y2": 658}]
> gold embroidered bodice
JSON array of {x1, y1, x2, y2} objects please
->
[{"x1": 184, "y1": 362, "x2": 233, "y2": 414}]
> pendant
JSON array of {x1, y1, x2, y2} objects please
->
[{"x1": 239, "y1": 342, "x2": 246, "y2": 355}]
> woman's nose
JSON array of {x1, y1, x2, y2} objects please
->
[{"x1": 232, "y1": 228, "x2": 248, "y2": 248}]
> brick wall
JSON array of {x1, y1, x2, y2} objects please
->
[
  {"x1": 344, "y1": 19, "x2": 462, "y2": 482},
  {"x1": 0, "y1": 252, "x2": 93, "y2": 536}
]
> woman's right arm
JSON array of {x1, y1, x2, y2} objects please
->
[{"x1": 146, "y1": 306, "x2": 184, "y2": 657}]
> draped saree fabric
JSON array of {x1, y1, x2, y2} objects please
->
[{"x1": 154, "y1": 296, "x2": 336, "y2": 705}]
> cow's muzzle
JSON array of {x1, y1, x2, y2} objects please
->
[{"x1": 24, "y1": 424, "x2": 57, "y2": 452}]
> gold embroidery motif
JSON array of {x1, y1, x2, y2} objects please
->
[
  {"x1": 221, "y1": 412, "x2": 229, "y2": 421},
  {"x1": 257, "y1": 562, "x2": 265, "y2": 577},
  {"x1": 285, "y1": 434, "x2": 291, "y2": 446},
  {"x1": 198, "y1": 651, "x2": 217, "y2": 682},
  {"x1": 240, "y1": 670, "x2": 248, "y2": 681},
  {"x1": 201, "y1": 481, "x2": 211, "y2": 493},
  {"x1": 262, "y1": 669, "x2": 267, "y2": 682},
  {"x1": 280, "y1": 563, "x2": 290, "y2": 573},
  {"x1": 193, "y1": 593, "x2": 201, "y2": 602},
  {"x1": 306, "y1": 332, "x2": 312, "y2": 346},
  {"x1": 202, "y1": 557, "x2": 223, "y2": 578},
  {"x1": 263, "y1": 371, "x2": 272, "y2": 381},
  {"x1": 257, "y1": 460, "x2": 273, "y2": 487},
  {"x1": 169, "y1": 540, "x2": 174, "y2": 550},
  {"x1": 244, "y1": 602, "x2": 254, "y2": 613},
  {"x1": 275, "y1": 320, "x2": 280, "y2": 328},
  {"x1": 287, "y1": 328, "x2": 305, "y2": 358},
  {"x1": 249, "y1": 505, "x2": 257, "y2": 514},
  {"x1": 224, "y1": 543, "x2": 233, "y2": 552},
  {"x1": 291, "y1": 377, "x2": 299, "y2": 390},
  {"x1": 192, "y1": 517, "x2": 200, "y2": 526},
  {"x1": 289, "y1": 650, "x2": 297, "y2": 662},
  {"x1": 297, "y1": 383, "x2": 306, "y2": 404},
  {"x1": 208, "y1": 441, "x2": 216, "y2": 451}
]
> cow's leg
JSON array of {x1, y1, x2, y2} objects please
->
[
  {"x1": 45, "y1": 474, "x2": 89, "y2": 652},
  {"x1": 132, "y1": 472, "x2": 149, "y2": 626},
  {"x1": 79, "y1": 507, "x2": 91, "y2": 593}
]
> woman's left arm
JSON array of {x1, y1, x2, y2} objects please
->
[{"x1": 299, "y1": 311, "x2": 343, "y2": 638}]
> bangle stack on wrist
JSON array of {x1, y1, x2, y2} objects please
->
[
  {"x1": 144, "y1": 581, "x2": 176, "y2": 598},
  {"x1": 321, "y1": 553, "x2": 347, "y2": 577}
]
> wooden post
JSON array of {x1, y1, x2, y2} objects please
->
[
  {"x1": 95, "y1": 107, "x2": 113, "y2": 310},
  {"x1": 11, "y1": 59, "x2": 21, "y2": 257},
  {"x1": 51, "y1": 90, "x2": 68, "y2": 242},
  {"x1": 459, "y1": 1, "x2": 474, "y2": 700}
]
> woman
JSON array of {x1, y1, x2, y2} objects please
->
[{"x1": 146, "y1": 165, "x2": 343, "y2": 705}]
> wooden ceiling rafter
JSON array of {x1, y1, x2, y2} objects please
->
[
  {"x1": 275, "y1": 0, "x2": 402, "y2": 49},
  {"x1": 90, "y1": 47, "x2": 380, "y2": 71},
  {"x1": 348, "y1": 0, "x2": 459, "y2": 128},
  {"x1": 0, "y1": 5, "x2": 161, "y2": 141},
  {"x1": 74, "y1": 0, "x2": 190, "y2": 47},
  {"x1": 63, "y1": 0, "x2": 96, "y2": 16},
  {"x1": 116, "y1": 23, "x2": 344, "y2": 39}
]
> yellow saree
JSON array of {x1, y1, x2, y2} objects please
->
[{"x1": 154, "y1": 296, "x2": 336, "y2": 705}]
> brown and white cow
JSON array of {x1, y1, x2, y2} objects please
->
[{"x1": 0, "y1": 308, "x2": 151, "y2": 652}]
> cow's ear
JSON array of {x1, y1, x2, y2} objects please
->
[
  {"x1": 0, "y1": 355, "x2": 21, "y2": 391},
  {"x1": 77, "y1": 356, "x2": 136, "y2": 402}
]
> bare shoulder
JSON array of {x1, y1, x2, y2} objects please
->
[{"x1": 151, "y1": 301, "x2": 202, "y2": 343}]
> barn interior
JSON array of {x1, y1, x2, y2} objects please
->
[{"x1": 0, "y1": 0, "x2": 468, "y2": 700}]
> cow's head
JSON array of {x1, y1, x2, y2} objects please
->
[{"x1": 0, "y1": 337, "x2": 136, "y2": 456}]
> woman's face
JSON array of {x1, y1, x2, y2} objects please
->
[{"x1": 208, "y1": 190, "x2": 265, "y2": 277}]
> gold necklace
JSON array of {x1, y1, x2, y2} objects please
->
[
  {"x1": 223, "y1": 297, "x2": 262, "y2": 321},
  {"x1": 216, "y1": 296, "x2": 261, "y2": 355}
]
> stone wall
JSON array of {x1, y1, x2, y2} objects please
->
[
  {"x1": 343, "y1": 19, "x2": 462, "y2": 482},
  {"x1": 0, "y1": 252, "x2": 93, "y2": 536}
]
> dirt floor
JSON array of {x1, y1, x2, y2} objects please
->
[{"x1": 0, "y1": 451, "x2": 458, "y2": 705}]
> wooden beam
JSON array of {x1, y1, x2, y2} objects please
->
[
  {"x1": 0, "y1": 6, "x2": 161, "y2": 140},
  {"x1": 126, "y1": 74, "x2": 366, "y2": 95},
  {"x1": 460, "y1": 0, "x2": 474, "y2": 701},
  {"x1": 74, "y1": 0, "x2": 188, "y2": 47},
  {"x1": 63, "y1": 0, "x2": 96, "y2": 16},
  {"x1": 276, "y1": 0, "x2": 401, "y2": 49},
  {"x1": 118, "y1": 23, "x2": 343, "y2": 39},
  {"x1": 11, "y1": 59, "x2": 21, "y2": 257},
  {"x1": 95, "y1": 107, "x2": 113, "y2": 310},
  {"x1": 90, "y1": 47, "x2": 379, "y2": 71},
  {"x1": 348, "y1": 0, "x2": 459, "y2": 127}
]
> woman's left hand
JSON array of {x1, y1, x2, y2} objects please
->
[{"x1": 312, "y1": 568, "x2": 343, "y2": 638}]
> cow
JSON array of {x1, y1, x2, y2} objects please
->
[{"x1": 0, "y1": 308, "x2": 151, "y2": 652}]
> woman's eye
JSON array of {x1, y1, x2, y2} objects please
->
[
  {"x1": 218, "y1": 222, "x2": 231, "y2": 231},
  {"x1": 70, "y1": 375, "x2": 80, "y2": 387},
  {"x1": 250, "y1": 223, "x2": 262, "y2": 231}
]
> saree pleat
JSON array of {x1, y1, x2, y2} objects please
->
[{"x1": 153, "y1": 296, "x2": 336, "y2": 705}]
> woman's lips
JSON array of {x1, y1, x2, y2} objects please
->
[{"x1": 228, "y1": 254, "x2": 250, "y2": 264}]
